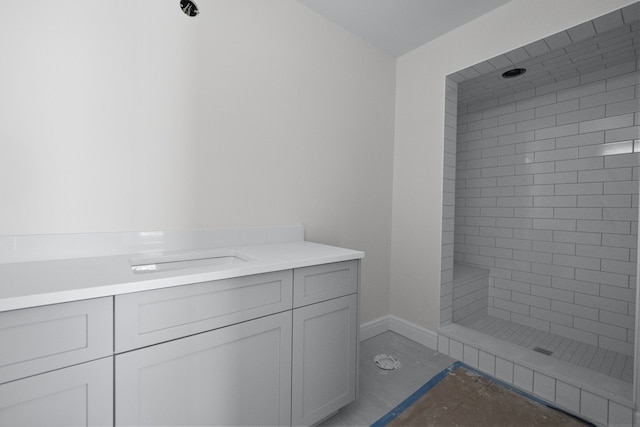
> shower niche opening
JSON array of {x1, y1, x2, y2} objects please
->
[{"x1": 439, "y1": 2, "x2": 640, "y2": 412}]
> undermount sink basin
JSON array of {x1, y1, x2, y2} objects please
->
[{"x1": 130, "y1": 250, "x2": 253, "y2": 274}]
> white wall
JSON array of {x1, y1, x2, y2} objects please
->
[
  {"x1": 392, "y1": 0, "x2": 637, "y2": 334},
  {"x1": 0, "y1": 0, "x2": 396, "y2": 325}
]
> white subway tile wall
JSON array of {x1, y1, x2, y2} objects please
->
[
  {"x1": 533, "y1": 372, "x2": 556, "y2": 402},
  {"x1": 441, "y1": 10, "x2": 639, "y2": 425},
  {"x1": 556, "y1": 381, "x2": 581, "y2": 414},
  {"x1": 581, "y1": 390, "x2": 609, "y2": 426},
  {"x1": 451, "y1": 264, "x2": 490, "y2": 324},
  {"x1": 455, "y1": 62, "x2": 639, "y2": 356},
  {"x1": 495, "y1": 356, "x2": 514, "y2": 383},
  {"x1": 440, "y1": 77, "x2": 459, "y2": 326},
  {"x1": 478, "y1": 350, "x2": 496, "y2": 375}
]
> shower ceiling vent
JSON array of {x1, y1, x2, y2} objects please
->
[{"x1": 501, "y1": 68, "x2": 527, "y2": 78}]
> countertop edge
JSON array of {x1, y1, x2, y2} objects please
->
[{"x1": 0, "y1": 242, "x2": 364, "y2": 312}]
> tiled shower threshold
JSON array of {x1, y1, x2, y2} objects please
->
[{"x1": 438, "y1": 322, "x2": 634, "y2": 424}]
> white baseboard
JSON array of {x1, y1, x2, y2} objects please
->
[
  {"x1": 360, "y1": 315, "x2": 438, "y2": 351},
  {"x1": 359, "y1": 316, "x2": 390, "y2": 342}
]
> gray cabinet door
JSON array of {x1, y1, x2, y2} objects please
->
[
  {"x1": 292, "y1": 294, "x2": 358, "y2": 426},
  {"x1": 116, "y1": 311, "x2": 292, "y2": 426},
  {"x1": 0, "y1": 357, "x2": 113, "y2": 427}
]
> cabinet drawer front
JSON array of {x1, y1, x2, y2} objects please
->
[
  {"x1": 115, "y1": 270, "x2": 293, "y2": 352},
  {"x1": 0, "y1": 297, "x2": 113, "y2": 385},
  {"x1": 293, "y1": 260, "x2": 358, "y2": 308},
  {"x1": 116, "y1": 311, "x2": 292, "y2": 427},
  {"x1": 0, "y1": 357, "x2": 113, "y2": 427}
]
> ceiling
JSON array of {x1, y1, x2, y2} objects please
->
[
  {"x1": 295, "y1": 1, "x2": 638, "y2": 106},
  {"x1": 297, "y1": 0, "x2": 512, "y2": 57},
  {"x1": 454, "y1": 3, "x2": 640, "y2": 107}
]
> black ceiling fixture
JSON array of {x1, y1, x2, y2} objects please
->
[
  {"x1": 180, "y1": 0, "x2": 199, "y2": 17},
  {"x1": 501, "y1": 68, "x2": 527, "y2": 78}
]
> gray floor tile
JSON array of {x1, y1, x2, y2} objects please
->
[
  {"x1": 320, "y1": 331, "x2": 455, "y2": 427},
  {"x1": 463, "y1": 315, "x2": 633, "y2": 383}
]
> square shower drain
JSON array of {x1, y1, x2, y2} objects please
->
[{"x1": 533, "y1": 347, "x2": 553, "y2": 356}]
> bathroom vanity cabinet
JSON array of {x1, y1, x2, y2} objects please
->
[
  {"x1": 0, "y1": 298, "x2": 114, "y2": 426},
  {"x1": 116, "y1": 260, "x2": 358, "y2": 427},
  {"x1": 114, "y1": 269, "x2": 296, "y2": 426},
  {"x1": 292, "y1": 261, "x2": 358, "y2": 426},
  {"x1": 0, "y1": 258, "x2": 359, "y2": 427},
  {"x1": 116, "y1": 311, "x2": 293, "y2": 426}
]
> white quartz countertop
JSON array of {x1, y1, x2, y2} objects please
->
[{"x1": 0, "y1": 240, "x2": 363, "y2": 312}]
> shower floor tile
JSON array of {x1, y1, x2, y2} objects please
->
[{"x1": 461, "y1": 315, "x2": 634, "y2": 383}]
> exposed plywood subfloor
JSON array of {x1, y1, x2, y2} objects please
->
[
  {"x1": 386, "y1": 366, "x2": 590, "y2": 427},
  {"x1": 460, "y1": 315, "x2": 633, "y2": 383}
]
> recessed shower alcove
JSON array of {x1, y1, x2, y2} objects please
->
[{"x1": 438, "y1": 3, "x2": 639, "y2": 424}]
